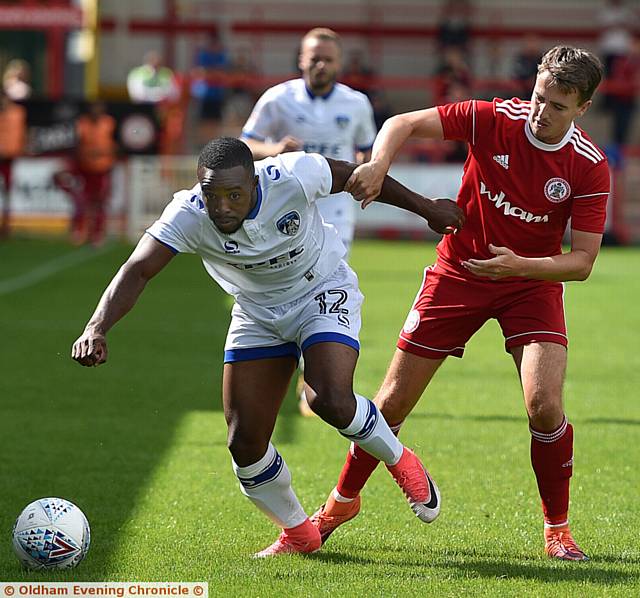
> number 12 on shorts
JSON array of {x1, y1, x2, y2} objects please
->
[{"x1": 314, "y1": 289, "x2": 350, "y2": 327}]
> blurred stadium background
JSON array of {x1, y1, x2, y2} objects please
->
[
  {"x1": 0, "y1": 0, "x2": 638, "y2": 245},
  {"x1": 2, "y1": 1, "x2": 640, "y2": 592}
]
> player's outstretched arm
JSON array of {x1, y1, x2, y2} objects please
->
[
  {"x1": 328, "y1": 158, "x2": 464, "y2": 235},
  {"x1": 345, "y1": 107, "x2": 444, "y2": 204},
  {"x1": 71, "y1": 235, "x2": 175, "y2": 367}
]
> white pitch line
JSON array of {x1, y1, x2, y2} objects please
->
[{"x1": 0, "y1": 245, "x2": 112, "y2": 296}]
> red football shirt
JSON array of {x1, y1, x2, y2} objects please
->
[{"x1": 436, "y1": 98, "x2": 610, "y2": 278}]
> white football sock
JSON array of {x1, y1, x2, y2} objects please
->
[
  {"x1": 332, "y1": 488, "x2": 356, "y2": 503},
  {"x1": 232, "y1": 443, "x2": 307, "y2": 529},
  {"x1": 544, "y1": 520, "x2": 569, "y2": 528},
  {"x1": 339, "y1": 394, "x2": 403, "y2": 465}
]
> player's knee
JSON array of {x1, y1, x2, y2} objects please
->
[
  {"x1": 527, "y1": 390, "x2": 563, "y2": 431},
  {"x1": 227, "y1": 429, "x2": 269, "y2": 465},
  {"x1": 307, "y1": 385, "x2": 354, "y2": 427},
  {"x1": 374, "y1": 384, "x2": 411, "y2": 424}
]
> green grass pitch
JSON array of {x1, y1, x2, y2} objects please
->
[{"x1": 1, "y1": 237, "x2": 639, "y2": 596}]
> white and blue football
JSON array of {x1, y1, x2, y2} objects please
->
[{"x1": 12, "y1": 497, "x2": 90, "y2": 569}]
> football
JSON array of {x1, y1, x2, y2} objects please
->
[{"x1": 12, "y1": 497, "x2": 91, "y2": 569}]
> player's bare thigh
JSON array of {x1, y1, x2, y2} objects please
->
[
  {"x1": 511, "y1": 342, "x2": 567, "y2": 432},
  {"x1": 223, "y1": 356, "x2": 297, "y2": 466},
  {"x1": 374, "y1": 348, "x2": 445, "y2": 424}
]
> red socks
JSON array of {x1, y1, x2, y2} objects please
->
[
  {"x1": 336, "y1": 421, "x2": 403, "y2": 498},
  {"x1": 336, "y1": 414, "x2": 574, "y2": 527},
  {"x1": 530, "y1": 416, "x2": 573, "y2": 525},
  {"x1": 336, "y1": 444, "x2": 381, "y2": 498}
]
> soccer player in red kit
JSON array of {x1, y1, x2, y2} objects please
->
[{"x1": 310, "y1": 46, "x2": 609, "y2": 561}]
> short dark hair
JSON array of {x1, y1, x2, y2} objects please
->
[
  {"x1": 538, "y1": 46, "x2": 603, "y2": 105},
  {"x1": 198, "y1": 137, "x2": 255, "y2": 173}
]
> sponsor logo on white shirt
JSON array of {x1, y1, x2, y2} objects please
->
[
  {"x1": 224, "y1": 240, "x2": 240, "y2": 254},
  {"x1": 266, "y1": 164, "x2": 281, "y2": 181}
]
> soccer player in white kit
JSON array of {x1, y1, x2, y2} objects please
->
[
  {"x1": 240, "y1": 27, "x2": 376, "y2": 254},
  {"x1": 71, "y1": 137, "x2": 464, "y2": 557},
  {"x1": 241, "y1": 27, "x2": 377, "y2": 414}
]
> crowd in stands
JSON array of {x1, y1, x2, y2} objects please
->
[
  {"x1": 113, "y1": 0, "x2": 640, "y2": 161},
  {"x1": 0, "y1": 0, "x2": 639, "y2": 242}
]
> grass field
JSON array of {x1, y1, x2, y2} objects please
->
[{"x1": 1, "y1": 237, "x2": 639, "y2": 597}]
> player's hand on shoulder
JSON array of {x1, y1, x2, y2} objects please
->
[
  {"x1": 345, "y1": 161, "x2": 387, "y2": 207},
  {"x1": 426, "y1": 198, "x2": 465, "y2": 235},
  {"x1": 277, "y1": 136, "x2": 302, "y2": 153},
  {"x1": 71, "y1": 329, "x2": 108, "y2": 367}
]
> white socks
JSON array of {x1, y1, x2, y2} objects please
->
[
  {"x1": 332, "y1": 488, "x2": 356, "y2": 503},
  {"x1": 232, "y1": 443, "x2": 307, "y2": 529},
  {"x1": 339, "y1": 394, "x2": 403, "y2": 465},
  {"x1": 232, "y1": 397, "x2": 403, "y2": 529}
]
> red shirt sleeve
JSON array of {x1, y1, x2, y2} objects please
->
[
  {"x1": 437, "y1": 100, "x2": 495, "y2": 145},
  {"x1": 571, "y1": 160, "x2": 610, "y2": 234}
]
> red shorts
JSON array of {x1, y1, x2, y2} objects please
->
[{"x1": 397, "y1": 264, "x2": 567, "y2": 359}]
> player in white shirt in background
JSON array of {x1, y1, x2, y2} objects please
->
[
  {"x1": 241, "y1": 27, "x2": 377, "y2": 414},
  {"x1": 71, "y1": 137, "x2": 464, "y2": 558},
  {"x1": 241, "y1": 27, "x2": 376, "y2": 253}
]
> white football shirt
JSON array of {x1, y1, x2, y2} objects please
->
[
  {"x1": 241, "y1": 79, "x2": 376, "y2": 241},
  {"x1": 146, "y1": 152, "x2": 347, "y2": 306}
]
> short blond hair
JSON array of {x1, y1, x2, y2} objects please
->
[{"x1": 301, "y1": 28, "x2": 342, "y2": 49}]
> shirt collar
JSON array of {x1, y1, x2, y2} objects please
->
[
  {"x1": 524, "y1": 119, "x2": 575, "y2": 152},
  {"x1": 304, "y1": 81, "x2": 335, "y2": 101},
  {"x1": 245, "y1": 179, "x2": 262, "y2": 220}
]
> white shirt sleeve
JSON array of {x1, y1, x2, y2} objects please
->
[
  {"x1": 241, "y1": 90, "x2": 278, "y2": 142},
  {"x1": 354, "y1": 97, "x2": 377, "y2": 151},
  {"x1": 126, "y1": 70, "x2": 145, "y2": 103},
  {"x1": 145, "y1": 191, "x2": 204, "y2": 254},
  {"x1": 277, "y1": 152, "x2": 332, "y2": 204}
]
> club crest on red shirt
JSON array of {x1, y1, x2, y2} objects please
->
[{"x1": 544, "y1": 178, "x2": 571, "y2": 203}]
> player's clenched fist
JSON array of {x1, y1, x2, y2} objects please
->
[
  {"x1": 71, "y1": 330, "x2": 108, "y2": 367},
  {"x1": 425, "y1": 198, "x2": 465, "y2": 235},
  {"x1": 345, "y1": 161, "x2": 387, "y2": 206}
]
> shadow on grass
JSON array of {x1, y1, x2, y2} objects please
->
[
  {"x1": 312, "y1": 548, "x2": 636, "y2": 585},
  {"x1": 413, "y1": 412, "x2": 526, "y2": 424},
  {"x1": 0, "y1": 242, "x2": 312, "y2": 579},
  {"x1": 433, "y1": 553, "x2": 636, "y2": 585},
  {"x1": 412, "y1": 412, "x2": 640, "y2": 428},
  {"x1": 582, "y1": 418, "x2": 640, "y2": 426},
  {"x1": 0, "y1": 246, "x2": 234, "y2": 578}
]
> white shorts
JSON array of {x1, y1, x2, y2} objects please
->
[{"x1": 224, "y1": 261, "x2": 364, "y2": 363}]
